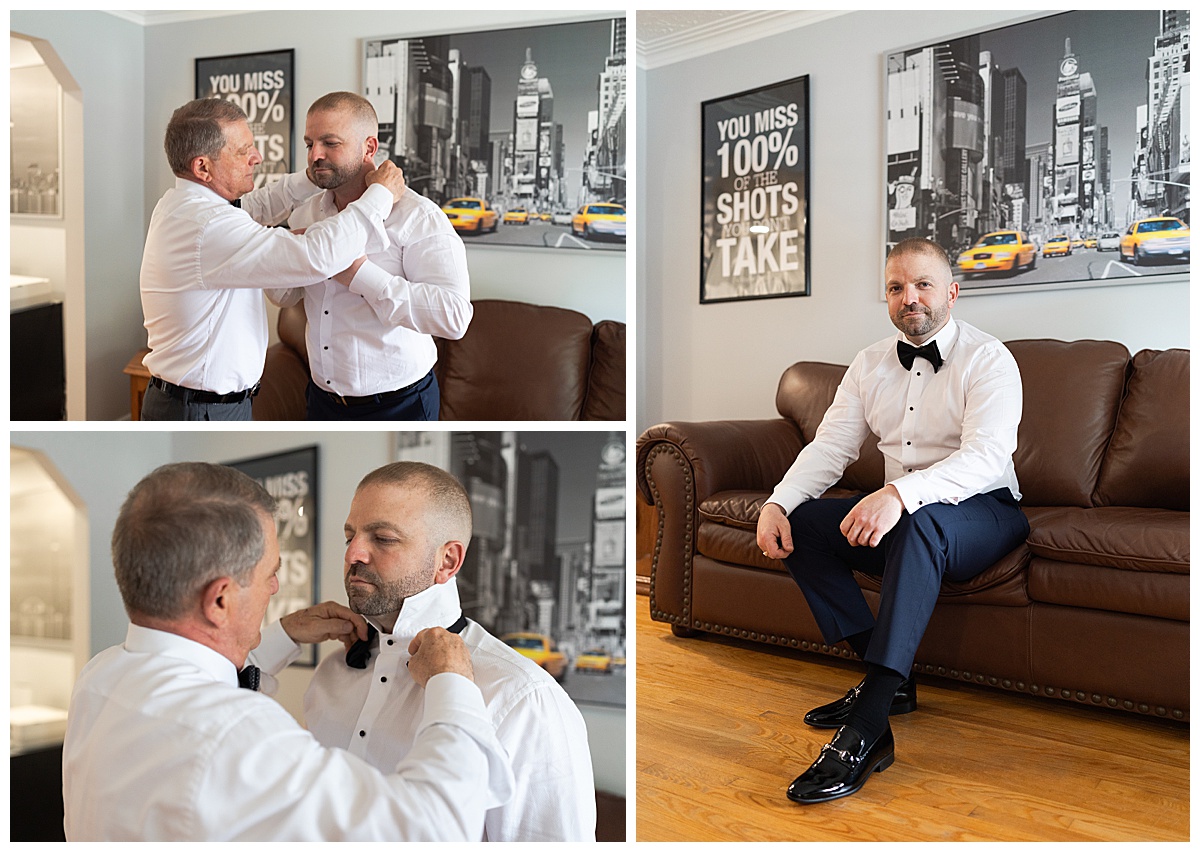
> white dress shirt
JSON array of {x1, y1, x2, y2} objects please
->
[
  {"x1": 140, "y1": 173, "x2": 394, "y2": 394},
  {"x1": 266, "y1": 187, "x2": 472, "y2": 397},
  {"x1": 254, "y1": 578, "x2": 597, "y2": 841},
  {"x1": 768, "y1": 317, "x2": 1022, "y2": 514},
  {"x1": 63, "y1": 622, "x2": 513, "y2": 841}
]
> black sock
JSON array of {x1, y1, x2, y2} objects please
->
[
  {"x1": 844, "y1": 663, "x2": 905, "y2": 743},
  {"x1": 842, "y1": 628, "x2": 873, "y2": 660}
]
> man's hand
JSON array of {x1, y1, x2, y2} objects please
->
[
  {"x1": 757, "y1": 502, "x2": 793, "y2": 559},
  {"x1": 332, "y1": 257, "x2": 366, "y2": 287},
  {"x1": 408, "y1": 627, "x2": 474, "y2": 687},
  {"x1": 364, "y1": 160, "x2": 407, "y2": 202},
  {"x1": 839, "y1": 485, "x2": 905, "y2": 547},
  {"x1": 280, "y1": 601, "x2": 370, "y2": 651}
]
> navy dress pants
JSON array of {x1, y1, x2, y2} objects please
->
[{"x1": 782, "y1": 488, "x2": 1029, "y2": 676}]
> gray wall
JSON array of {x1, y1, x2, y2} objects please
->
[
  {"x1": 11, "y1": 11, "x2": 147, "y2": 421},
  {"x1": 637, "y1": 10, "x2": 1190, "y2": 433}
]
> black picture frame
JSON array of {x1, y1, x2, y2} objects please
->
[
  {"x1": 195, "y1": 48, "x2": 295, "y2": 189},
  {"x1": 700, "y1": 74, "x2": 811, "y2": 304},
  {"x1": 884, "y1": 11, "x2": 1190, "y2": 295},
  {"x1": 228, "y1": 445, "x2": 319, "y2": 667}
]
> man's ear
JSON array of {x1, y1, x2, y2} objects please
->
[
  {"x1": 200, "y1": 576, "x2": 236, "y2": 627},
  {"x1": 433, "y1": 541, "x2": 466, "y2": 585},
  {"x1": 190, "y1": 155, "x2": 214, "y2": 185},
  {"x1": 364, "y1": 135, "x2": 380, "y2": 163}
]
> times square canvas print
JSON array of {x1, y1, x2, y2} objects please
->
[
  {"x1": 362, "y1": 18, "x2": 627, "y2": 252},
  {"x1": 885, "y1": 10, "x2": 1190, "y2": 293},
  {"x1": 393, "y1": 431, "x2": 626, "y2": 708}
]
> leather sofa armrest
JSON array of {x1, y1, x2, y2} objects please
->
[{"x1": 636, "y1": 419, "x2": 804, "y2": 627}]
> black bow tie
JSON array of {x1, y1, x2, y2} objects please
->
[
  {"x1": 345, "y1": 616, "x2": 469, "y2": 669},
  {"x1": 897, "y1": 339, "x2": 943, "y2": 372},
  {"x1": 237, "y1": 664, "x2": 261, "y2": 691}
]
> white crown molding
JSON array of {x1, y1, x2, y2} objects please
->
[
  {"x1": 636, "y1": 10, "x2": 850, "y2": 70},
  {"x1": 105, "y1": 10, "x2": 251, "y2": 26}
]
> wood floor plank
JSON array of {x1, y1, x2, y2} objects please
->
[{"x1": 635, "y1": 602, "x2": 1189, "y2": 842}]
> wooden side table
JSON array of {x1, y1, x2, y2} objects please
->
[{"x1": 123, "y1": 348, "x2": 151, "y2": 421}]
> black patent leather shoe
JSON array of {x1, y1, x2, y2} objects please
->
[
  {"x1": 803, "y1": 674, "x2": 917, "y2": 729},
  {"x1": 786, "y1": 724, "x2": 895, "y2": 804}
]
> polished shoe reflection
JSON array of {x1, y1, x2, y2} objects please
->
[
  {"x1": 803, "y1": 673, "x2": 917, "y2": 729},
  {"x1": 786, "y1": 724, "x2": 895, "y2": 804}
]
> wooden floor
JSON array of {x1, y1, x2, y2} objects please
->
[{"x1": 634, "y1": 602, "x2": 1189, "y2": 841}]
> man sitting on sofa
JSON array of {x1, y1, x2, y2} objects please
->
[
  {"x1": 267, "y1": 92, "x2": 472, "y2": 420},
  {"x1": 756, "y1": 237, "x2": 1029, "y2": 804}
]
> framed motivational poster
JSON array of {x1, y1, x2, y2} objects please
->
[
  {"x1": 700, "y1": 75, "x2": 811, "y2": 304},
  {"x1": 196, "y1": 48, "x2": 294, "y2": 188}
]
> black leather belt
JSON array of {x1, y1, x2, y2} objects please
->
[
  {"x1": 318, "y1": 371, "x2": 430, "y2": 407},
  {"x1": 150, "y1": 375, "x2": 260, "y2": 405}
]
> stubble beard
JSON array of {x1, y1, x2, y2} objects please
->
[{"x1": 344, "y1": 561, "x2": 435, "y2": 617}]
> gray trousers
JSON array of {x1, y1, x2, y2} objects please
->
[{"x1": 139, "y1": 382, "x2": 253, "y2": 421}]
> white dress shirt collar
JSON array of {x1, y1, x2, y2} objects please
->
[
  {"x1": 173, "y1": 175, "x2": 231, "y2": 206},
  {"x1": 123, "y1": 622, "x2": 239, "y2": 688},
  {"x1": 367, "y1": 577, "x2": 463, "y2": 643}
]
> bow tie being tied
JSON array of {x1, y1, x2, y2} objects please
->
[
  {"x1": 897, "y1": 339, "x2": 943, "y2": 372},
  {"x1": 237, "y1": 664, "x2": 261, "y2": 691}
]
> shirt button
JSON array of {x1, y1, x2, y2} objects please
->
[
  {"x1": 380, "y1": 676, "x2": 388, "y2": 683},
  {"x1": 907, "y1": 441, "x2": 911, "y2": 445},
  {"x1": 916, "y1": 372, "x2": 921, "y2": 376},
  {"x1": 909, "y1": 406, "x2": 914, "y2": 411},
  {"x1": 324, "y1": 310, "x2": 330, "y2": 315},
  {"x1": 358, "y1": 730, "x2": 366, "y2": 738},
  {"x1": 323, "y1": 345, "x2": 329, "y2": 350},
  {"x1": 387, "y1": 639, "x2": 394, "y2": 646}
]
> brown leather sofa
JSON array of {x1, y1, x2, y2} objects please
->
[
  {"x1": 637, "y1": 340, "x2": 1189, "y2": 721},
  {"x1": 253, "y1": 298, "x2": 625, "y2": 420}
]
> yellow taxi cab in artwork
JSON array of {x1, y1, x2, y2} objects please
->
[
  {"x1": 503, "y1": 206, "x2": 530, "y2": 225},
  {"x1": 1119, "y1": 217, "x2": 1190, "y2": 265},
  {"x1": 956, "y1": 230, "x2": 1036, "y2": 275},
  {"x1": 574, "y1": 647, "x2": 613, "y2": 674},
  {"x1": 571, "y1": 203, "x2": 627, "y2": 241},
  {"x1": 1042, "y1": 234, "x2": 1073, "y2": 257},
  {"x1": 441, "y1": 197, "x2": 497, "y2": 234},
  {"x1": 501, "y1": 633, "x2": 567, "y2": 682}
]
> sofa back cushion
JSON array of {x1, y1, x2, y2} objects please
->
[
  {"x1": 582, "y1": 320, "x2": 626, "y2": 421},
  {"x1": 776, "y1": 361, "x2": 884, "y2": 492},
  {"x1": 1094, "y1": 348, "x2": 1189, "y2": 510},
  {"x1": 1004, "y1": 339, "x2": 1129, "y2": 507},
  {"x1": 435, "y1": 299, "x2": 593, "y2": 420}
]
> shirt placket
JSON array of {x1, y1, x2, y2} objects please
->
[
  {"x1": 312, "y1": 282, "x2": 338, "y2": 392},
  {"x1": 347, "y1": 638, "x2": 405, "y2": 760},
  {"x1": 899, "y1": 364, "x2": 929, "y2": 482}
]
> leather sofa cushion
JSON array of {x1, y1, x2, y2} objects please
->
[
  {"x1": 1027, "y1": 557, "x2": 1188, "y2": 621},
  {"x1": 1005, "y1": 339, "x2": 1129, "y2": 507},
  {"x1": 1023, "y1": 505, "x2": 1189, "y2": 574},
  {"x1": 435, "y1": 299, "x2": 593, "y2": 420},
  {"x1": 582, "y1": 320, "x2": 626, "y2": 421},
  {"x1": 1094, "y1": 348, "x2": 1189, "y2": 510}
]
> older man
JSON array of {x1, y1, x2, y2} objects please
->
[
  {"x1": 267, "y1": 92, "x2": 472, "y2": 420},
  {"x1": 253, "y1": 462, "x2": 596, "y2": 840},
  {"x1": 757, "y1": 238, "x2": 1028, "y2": 803},
  {"x1": 63, "y1": 462, "x2": 512, "y2": 840},
  {"x1": 139, "y1": 98, "x2": 407, "y2": 420}
]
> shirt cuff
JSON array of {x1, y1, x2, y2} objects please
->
[
  {"x1": 888, "y1": 474, "x2": 949, "y2": 513},
  {"x1": 347, "y1": 258, "x2": 396, "y2": 302},
  {"x1": 282, "y1": 170, "x2": 322, "y2": 204},
  {"x1": 250, "y1": 619, "x2": 303, "y2": 676}
]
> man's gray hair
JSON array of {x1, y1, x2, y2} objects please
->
[
  {"x1": 357, "y1": 461, "x2": 472, "y2": 546},
  {"x1": 112, "y1": 462, "x2": 276, "y2": 620},
  {"x1": 164, "y1": 98, "x2": 247, "y2": 177}
]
